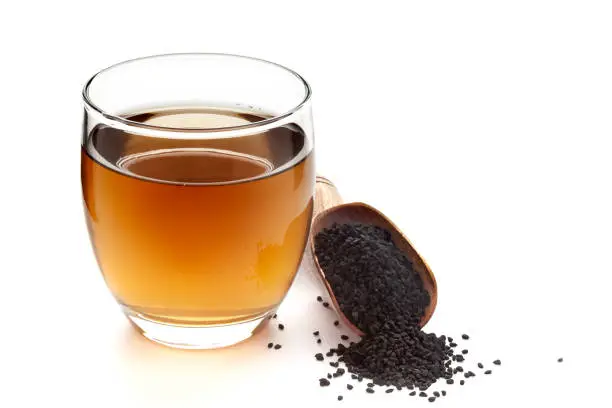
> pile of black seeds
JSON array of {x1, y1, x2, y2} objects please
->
[
  {"x1": 315, "y1": 224, "x2": 430, "y2": 334},
  {"x1": 313, "y1": 223, "x2": 503, "y2": 399}
]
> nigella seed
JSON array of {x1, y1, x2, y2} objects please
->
[
  {"x1": 274, "y1": 344, "x2": 281, "y2": 350},
  {"x1": 428, "y1": 397, "x2": 436, "y2": 402},
  {"x1": 493, "y1": 359, "x2": 501, "y2": 365},
  {"x1": 278, "y1": 324, "x2": 284, "y2": 330},
  {"x1": 337, "y1": 395, "x2": 343, "y2": 401},
  {"x1": 326, "y1": 352, "x2": 334, "y2": 357},
  {"x1": 351, "y1": 374, "x2": 358, "y2": 380},
  {"x1": 433, "y1": 391, "x2": 440, "y2": 397},
  {"x1": 442, "y1": 391, "x2": 446, "y2": 396},
  {"x1": 267, "y1": 342, "x2": 273, "y2": 349},
  {"x1": 315, "y1": 353, "x2": 324, "y2": 361},
  {"x1": 319, "y1": 378, "x2": 330, "y2": 387},
  {"x1": 317, "y1": 296, "x2": 323, "y2": 302},
  {"x1": 410, "y1": 391, "x2": 416, "y2": 396},
  {"x1": 341, "y1": 335, "x2": 349, "y2": 341},
  {"x1": 455, "y1": 355, "x2": 464, "y2": 362},
  {"x1": 330, "y1": 362, "x2": 339, "y2": 368},
  {"x1": 327, "y1": 373, "x2": 332, "y2": 379},
  {"x1": 323, "y1": 302, "x2": 330, "y2": 308},
  {"x1": 334, "y1": 320, "x2": 340, "y2": 326},
  {"x1": 386, "y1": 389, "x2": 393, "y2": 393},
  {"x1": 366, "y1": 388, "x2": 374, "y2": 394},
  {"x1": 460, "y1": 380, "x2": 465, "y2": 385},
  {"x1": 484, "y1": 370, "x2": 492, "y2": 375},
  {"x1": 347, "y1": 384, "x2": 353, "y2": 390},
  {"x1": 419, "y1": 392, "x2": 427, "y2": 397},
  {"x1": 478, "y1": 363, "x2": 484, "y2": 369},
  {"x1": 462, "y1": 334, "x2": 469, "y2": 340},
  {"x1": 317, "y1": 339, "x2": 322, "y2": 344},
  {"x1": 462, "y1": 349, "x2": 468, "y2": 355},
  {"x1": 450, "y1": 342, "x2": 458, "y2": 347},
  {"x1": 313, "y1": 331, "x2": 320, "y2": 336},
  {"x1": 273, "y1": 314, "x2": 277, "y2": 319},
  {"x1": 558, "y1": 357, "x2": 564, "y2": 363},
  {"x1": 446, "y1": 379, "x2": 454, "y2": 385},
  {"x1": 367, "y1": 383, "x2": 374, "y2": 387},
  {"x1": 456, "y1": 366, "x2": 464, "y2": 373}
]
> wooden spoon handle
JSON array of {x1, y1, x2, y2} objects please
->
[{"x1": 313, "y1": 176, "x2": 343, "y2": 218}]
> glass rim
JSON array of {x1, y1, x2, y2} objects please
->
[{"x1": 82, "y1": 53, "x2": 312, "y2": 134}]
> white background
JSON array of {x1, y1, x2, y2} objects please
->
[{"x1": 1, "y1": 1, "x2": 611, "y2": 407}]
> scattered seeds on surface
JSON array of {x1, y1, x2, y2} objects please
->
[
  {"x1": 462, "y1": 349, "x2": 468, "y2": 355},
  {"x1": 330, "y1": 361, "x2": 339, "y2": 368},
  {"x1": 366, "y1": 388, "x2": 375, "y2": 394},
  {"x1": 484, "y1": 370, "x2": 492, "y2": 375},
  {"x1": 428, "y1": 397, "x2": 436, "y2": 402},
  {"x1": 367, "y1": 382, "x2": 374, "y2": 387},
  {"x1": 327, "y1": 373, "x2": 332, "y2": 379},
  {"x1": 478, "y1": 362, "x2": 484, "y2": 369},
  {"x1": 493, "y1": 359, "x2": 501, "y2": 366},
  {"x1": 315, "y1": 353, "x2": 324, "y2": 361},
  {"x1": 319, "y1": 378, "x2": 330, "y2": 387},
  {"x1": 410, "y1": 391, "x2": 417, "y2": 396},
  {"x1": 450, "y1": 342, "x2": 458, "y2": 347},
  {"x1": 460, "y1": 380, "x2": 465, "y2": 385},
  {"x1": 347, "y1": 384, "x2": 353, "y2": 390},
  {"x1": 462, "y1": 334, "x2": 469, "y2": 340},
  {"x1": 337, "y1": 395, "x2": 343, "y2": 401},
  {"x1": 267, "y1": 342, "x2": 273, "y2": 349},
  {"x1": 274, "y1": 344, "x2": 281, "y2": 350},
  {"x1": 442, "y1": 391, "x2": 446, "y2": 396},
  {"x1": 386, "y1": 388, "x2": 393, "y2": 393},
  {"x1": 419, "y1": 392, "x2": 427, "y2": 397},
  {"x1": 446, "y1": 379, "x2": 454, "y2": 385},
  {"x1": 433, "y1": 391, "x2": 440, "y2": 397}
]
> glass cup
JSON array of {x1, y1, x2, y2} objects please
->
[{"x1": 81, "y1": 54, "x2": 315, "y2": 349}]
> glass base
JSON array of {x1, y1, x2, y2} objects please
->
[{"x1": 123, "y1": 307, "x2": 273, "y2": 349}]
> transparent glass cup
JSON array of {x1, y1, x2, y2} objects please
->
[{"x1": 81, "y1": 54, "x2": 315, "y2": 349}]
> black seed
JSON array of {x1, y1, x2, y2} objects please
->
[
  {"x1": 326, "y1": 351, "x2": 333, "y2": 357},
  {"x1": 558, "y1": 357, "x2": 564, "y2": 363},
  {"x1": 442, "y1": 391, "x2": 446, "y2": 396},
  {"x1": 274, "y1": 344, "x2": 281, "y2": 350},
  {"x1": 366, "y1": 388, "x2": 374, "y2": 394},
  {"x1": 448, "y1": 337, "x2": 453, "y2": 342},
  {"x1": 319, "y1": 378, "x2": 330, "y2": 387},
  {"x1": 317, "y1": 339, "x2": 322, "y2": 344},
  {"x1": 428, "y1": 397, "x2": 436, "y2": 402},
  {"x1": 446, "y1": 379, "x2": 454, "y2": 385},
  {"x1": 484, "y1": 370, "x2": 492, "y2": 375},
  {"x1": 267, "y1": 342, "x2": 273, "y2": 349},
  {"x1": 410, "y1": 391, "x2": 416, "y2": 396},
  {"x1": 337, "y1": 395, "x2": 343, "y2": 401},
  {"x1": 367, "y1": 383, "x2": 374, "y2": 387},
  {"x1": 323, "y1": 302, "x2": 330, "y2": 308},
  {"x1": 462, "y1": 349, "x2": 468, "y2": 355},
  {"x1": 273, "y1": 314, "x2": 277, "y2": 319},
  {"x1": 334, "y1": 320, "x2": 340, "y2": 326},
  {"x1": 460, "y1": 380, "x2": 465, "y2": 385},
  {"x1": 386, "y1": 388, "x2": 393, "y2": 393},
  {"x1": 462, "y1": 334, "x2": 469, "y2": 340},
  {"x1": 351, "y1": 374, "x2": 358, "y2": 380},
  {"x1": 455, "y1": 355, "x2": 464, "y2": 362},
  {"x1": 347, "y1": 384, "x2": 353, "y2": 390},
  {"x1": 317, "y1": 296, "x2": 323, "y2": 302},
  {"x1": 433, "y1": 391, "x2": 440, "y2": 397},
  {"x1": 450, "y1": 342, "x2": 458, "y2": 347},
  {"x1": 315, "y1": 353, "x2": 324, "y2": 361},
  {"x1": 278, "y1": 324, "x2": 284, "y2": 330},
  {"x1": 330, "y1": 362, "x2": 339, "y2": 368},
  {"x1": 313, "y1": 331, "x2": 320, "y2": 336},
  {"x1": 419, "y1": 392, "x2": 427, "y2": 397},
  {"x1": 493, "y1": 359, "x2": 501, "y2": 365},
  {"x1": 456, "y1": 366, "x2": 464, "y2": 373},
  {"x1": 478, "y1": 363, "x2": 483, "y2": 369},
  {"x1": 341, "y1": 335, "x2": 349, "y2": 341},
  {"x1": 327, "y1": 373, "x2": 332, "y2": 379}
]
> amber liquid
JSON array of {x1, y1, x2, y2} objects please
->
[{"x1": 81, "y1": 108, "x2": 314, "y2": 325}]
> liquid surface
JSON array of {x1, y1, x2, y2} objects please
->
[{"x1": 82, "y1": 108, "x2": 314, "y2": 324}]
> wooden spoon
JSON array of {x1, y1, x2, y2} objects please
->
[{"x1": 310, "y1": 176, "x2": 438, "y2": 336}]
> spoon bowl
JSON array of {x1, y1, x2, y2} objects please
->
[{"x1": 310, "y1": 179, "x2": 437, "y2": 336}]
